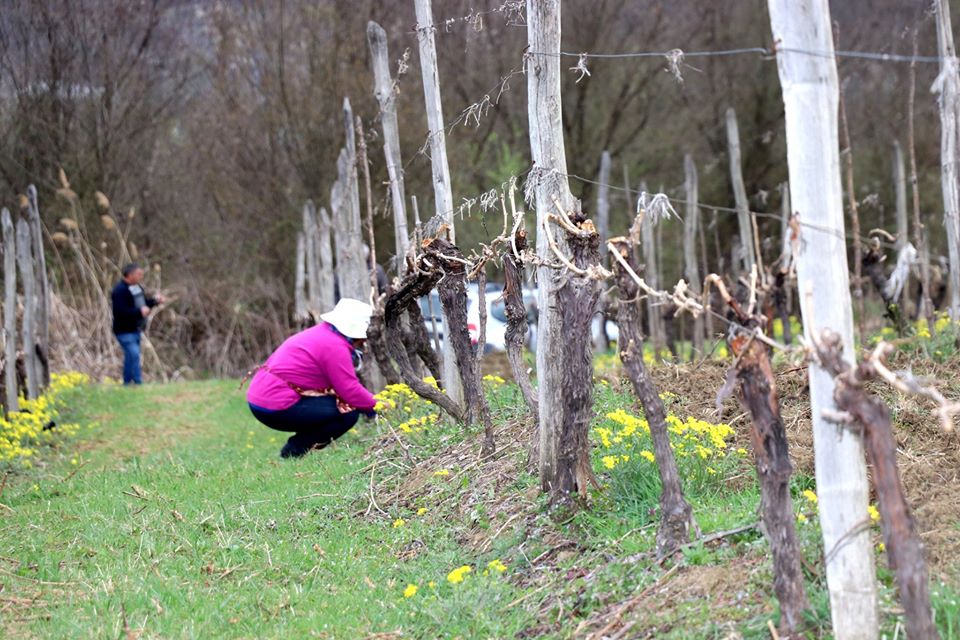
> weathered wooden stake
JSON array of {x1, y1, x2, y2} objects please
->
[
  {"x1": 767, "y1": 1, "x2": 879, "y2": 635},
  {"x1": 934, "y1": 0, "x2": 960, "y2": 321},
  {"x1": 303, "y1": 201, "x2": 320, "y2": 314},
  {"x1": 726, "y1": 107, "x2": 757, "y2": 276},
  {"x1": 294, "y1": 231, "x2": 308, "y2": 326},
  {"x1": 414, "y1": 0, "x2": 461, "y2": 404},
  {"x1": 527, "y1": 0, "x2": 598, "y2": 503},
  {"x1": 610, "y1": 237, "x2": 693, "y2": 557},
  {"x1": 838, "y1": 80, "x2": 866, "y2": 341},
  {"x1": 336, "y1": 98, "x2": 370, "y2": 302},
  {"x1": 2, "y1": 209, "x2": 18, "y2": 412},
  {"x1": 367, "y1": 21, "x2": 410, "y2": 275},
  {"x1": 683, "y1": 154, "x2": 704, "y2": 356},
  {"x1": 594, "y1": 150, "x2": 612, "y2": 353},
  {"x1": 24, "y1": 186, "x2": 49, "y2": 387},
  {"x1": 15, "y1": 219, "x2": 38, "y2": 400},
  {"x1": 640, "y1": 183, "x2": 665, "y2": 350},
  {"x1": 316, "y1": 206, "x2": 335, "y2": 311},
  {"x1": 909, "y1": 35, "x2": 934, "y2": 323}
]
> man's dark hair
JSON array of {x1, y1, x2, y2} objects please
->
[{"x1": 121, "y1": 263, "x2": 141, "y2": 278}]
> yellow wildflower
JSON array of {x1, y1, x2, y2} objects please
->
[
  {"x1": 868, "y1": 505, "x2": 880, "y2": 522},
  {"x1": 417, "y1": 507, "x2": 428, "y2": 516},
  {"x1": 797, "y1": 513, "x2": 808, "y2": 523},
  {"x1": 433, "y1": 469, "x2": 450, "y2": 477},
  {"x1": 802, "y1": 490, "x2": 818, "y2": 504},
  {"x1": 487, "y1": 559, "x2": 507, "y2": 573},
  {"x1": 447, "y1": 565, "x2": 472, "y2": 584},
  {"x1": 640, "y1": 450, "x2": 655, "y2": 463},
  {"x1": 602, "y1": 455, "x2": 619, "y2": 470},
  {"x1": 392, "y1": 518, "x2": 405, "y2": 528},
  {"x1": 403, "y1": 583, "x2": 418, "y2": 598}
]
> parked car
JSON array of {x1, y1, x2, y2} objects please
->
[{"x1": 419, "y1": 282, "x2": 510, "y2": 353}]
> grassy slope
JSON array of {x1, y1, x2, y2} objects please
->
[{"x1": 1, "y1": 374, "x2": 959, "y2": 639}]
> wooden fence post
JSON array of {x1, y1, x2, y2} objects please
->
[
  {"x1": 335, "y1": 98, "x2": 369, "y2": 303},
  {"x1": 413, "y1": 0, "x2": 462, "y2": 405},
  {"x1": 2, "y1": 209, "x2": 18, "y2": 412},
  {"x1": 594, "y1": 150, "x2": 611, "y2": 353},
  {"x1": 15, "y1": 219, "x2": 38, "y2": 400},
  {"x1": 934, "y1": 0, "x2": 960, "y2": 321},
  {"x1": 303, "y1": 201, "x2": 320, "y2": 316},
  {"x1": 24, "y1": 186, "x2": 49, "y2": 387},
  {"x1": 726, "y1": 107, "x2": 757, "y2": 276},
  {"x1": 294, "y1": 231, "x2": 308, "y2": 326},
  {"x1": 316, "y1": 206, "x2": 335, "y2": 311},
  {"x1": 527, "y1": 0, "x2": 599, "y2": 503},
  {"x1": 683, "y1": 154, "x2": 704, "y2": 357},
  {"x1": 367, "y1": 20, "x2": 410, "y2": 275},
  {"x1": 768, "y1": 1, "x2": 879, "y2": 635},
  {"x1": 639, "y1": 183, "x2": 664, "y2": 351}
]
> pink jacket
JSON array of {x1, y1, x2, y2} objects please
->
[{"x1": 247, "y1": 322, "x2": 376, "y2": 412}]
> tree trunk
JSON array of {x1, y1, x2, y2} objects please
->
[
  {"x1": 610, "y1": 237, "x2": 693, "y2": 559},
  {"x1": 594, "y1": 150, "x2": 611, "y2": 353},
  {"x1": 367, "y1": 20, "x2": 410, "y2": 275},
  {"x1": 25, "y1": 186, "x2": 49, "y2": 388},
  {"x1": 934, "y1": 0, "x2": 960, "y2": 321},
  {"x1": 640, "y1": 184, "x2": 664, "y2": 350},
  {"x1": 503, "y1": 229, "x2": 538, "y2": 423},
  {"x1": 767, "y1": 1, "x2": 879, "y2": 636},
  {"x1": 316, "y1": 206, "x2": 336, "y2": 311},
  {"x1": 683, "y1": 154, "x2": 704, "y2": 357},
  {"x1": 816, "y1": 333, "x2": 938, "y2": 640},
  {"x1": 336, "y1": 98, "x2": 369, "y2": 302},
  {"x1": 526, "y1": 0, "x2": 597, "y2": 503},
  {"x1": 434, "y1": 243, "x2": 494, "y2": 456},
  {"x1": 413, "y1": 0, "x2": 461, "y2": 404},
  {"x1": 16, "y1": 219, "x2": 38, "y2": 400},
  {"x1": 726, "y1": 107, "x2": 757, "y2": 277},
  {"x1": 2, "y1": 209, "x2": 18, "y2": 413},
  {"x1": 729, "y1": 329, "x2": 809, "y2": 634}
]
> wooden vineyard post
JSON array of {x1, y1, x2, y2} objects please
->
[
  {"x1": 2, "y1": 209, "x2": 18, "y2": 412},
  {"x1": 816, "y1": 333, "x2": 938, "y2": 640},
  {"x1": 24, "y1": 186, "x2": 49, "y2": 387},
  {"x1": 767, "y1": 0, "x2": 880, "y2": 636},
  {"x1": 776, "y1": 182, "x2": 794, "y2": 345},
  {"x1": 683, "y1": 154, "x2": 704, "y2": 357},
  {"x1": 907, "y1": 42, "x2": 934, "y2": 324},
  {"x1": 367, "y1": 20, "x2": 410, "y2": 275},
  {"x1": 726, "y1": 107, "x2": 757, "y2": 276},
  {"x1": 609, "y1": 237, "x2": 693, "y2": 558},
  {"x1": 892, "y1": 142, "x2": 914, "y2": 317},
  {"x1": 711, "y1": 277, "x2": 809, "y2": 634},
  {"x1": 527, "y1": 0, "x2": 600, "y2": 503},
  {"x1": 640, "y1": 184, "x2": 665, "y2": 351},
  {"x1": 294, "y1": 231, "x2": 308, "y2": 326},
  {"x1": 934, "y1": 0, "x2": 960, "y2": 321},
  {"x1": 316, "y1": 207, "x2": 335, "y2": 311},
  {"x1": 15, "y1": 219, "x2": 38, "y2": 400},
  {"x1": 336, "y1": 98, "x2": 369, "y2": 303},
  {"x1": 594, "y1": 150, "x2": 611, "y2": 353},
  {"x1": 413, "y1": 0, "x2": 461, "y2": 404},
  {"x1": 303, "y1": 201, "x2": 320, "y2": 317}
]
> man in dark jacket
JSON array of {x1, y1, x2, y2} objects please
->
[{"x1": 111, "y1": 263, "x2": 164, "y2": 384}]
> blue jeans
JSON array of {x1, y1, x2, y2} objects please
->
[
  {"x1": 249, "y1": 396, "x2": 362, "y2": 453},
  {"x1": 115, "y1": 332, "x2": 142, "y2": 385}
]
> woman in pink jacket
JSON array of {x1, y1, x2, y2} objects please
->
[{"x1": 247, "y1": 298, "x2": 377, "y2": 458}]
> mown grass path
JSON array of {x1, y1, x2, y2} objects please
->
[{"x1": 1, "y1": 381, "x2": 501, "y2": 639}]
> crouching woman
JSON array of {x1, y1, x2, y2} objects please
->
[{"x1": 247, "y1": 298, "x2": 377, "y2": 458}]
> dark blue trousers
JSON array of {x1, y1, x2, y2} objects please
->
[{"x1": 249, "y1": 396, "x2": 360, "y2": 455}]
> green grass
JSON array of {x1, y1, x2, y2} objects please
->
[{"x1": 2, "y1": 377, "x2": 958, "y2": 638}]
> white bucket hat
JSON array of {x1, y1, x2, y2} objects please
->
[{"x1": 320, "y1": 298, "x2": 374, "y2": 339}]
